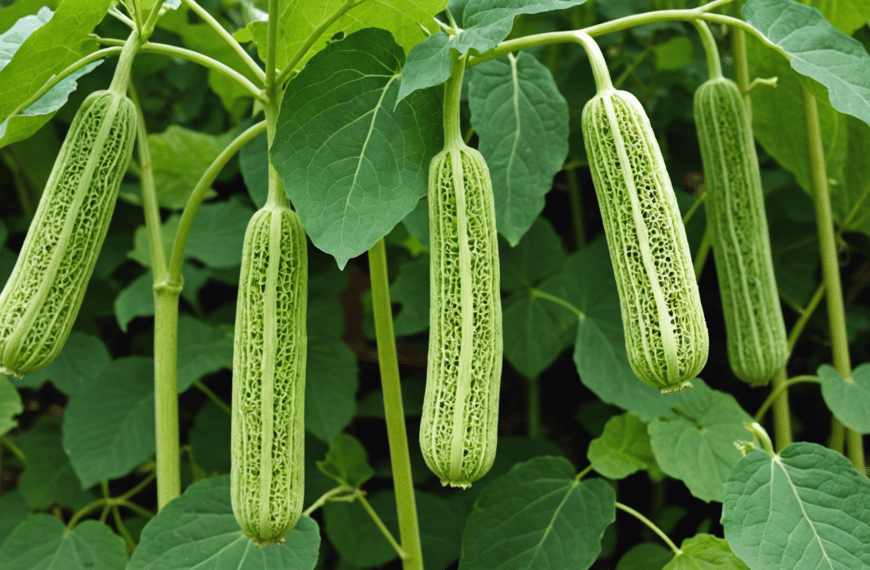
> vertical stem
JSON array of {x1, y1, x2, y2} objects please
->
[
  {"x1": 769, "y1": 368, "x2": 792, "y2": 450},
  {"x1": 527, "y1": 375, "x2": 541, "y2": 438},
  {"x1": 829, "y1": 418, "x2": 846, "y2": 454},
  {"x1": 693, "y1": 20, "x2": 722, "y2": 80},
  {"x1": 443, "y1": 56, "x2": 467, "y2": 149},
  {"x1": 368, "y1": 238, "x2": 424, "y2": 570},
  {"x1": 731, "y1": 22, "x2": 752, "y2": 121},
  {"x1": 566, "y1": 168, "x2": 585, "y2": 250},
  {"x1": 802, "y1": 86, "x2": 864, "y2": 471},
  {"x1": 153, "y1": 288, "x2": 181, "y2": 508}
]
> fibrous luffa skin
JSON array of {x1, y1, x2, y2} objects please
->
[
  {"x1": 421, "y1": 145, "x2": 502, "y2": 488},
  {"x1": 0, "y1": 90, "x2": 136, "y2": 378},
  {"x1": 582, "y1": 89, "x2": 708, "y2": 393},
  {"x1": 231, "y1": 205, "x2": 307, "y2": 547},
  {"x1": 694, "y1": 78, "x2": 787, "y2": 386}
]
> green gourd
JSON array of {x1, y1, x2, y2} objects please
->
[
  {"x1": 0, "y1": 90, "x2": 136, "y2": 378},
  {"x1": 420, "y1": 144, "x2": 502, "y2": 488},
  {"x1": 582, "y1": 88, "x2": 708, "y2": 393},
  {"x1": 230, "y1": 204, "x2": 307, "y2": 547},
  {"x1": 694, "y1": 77, "x2": 787, "y2": 385}
]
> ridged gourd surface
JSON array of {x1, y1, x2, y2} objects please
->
[
  {"x1": 0, "y1": 90, "x2": 136, "y2": 378},
  {"x1": 231, "y1": 205, "x2": 307, "y2": 547},
  {"x1": 421, "y1": 146, "x2": 502, "y2": 488},
  {"x1": 694, "y1": 78, "x2": 787, "y2": 385},
  {"x1": 582, "y1": 89, "x2": 708, "y2": 393}
]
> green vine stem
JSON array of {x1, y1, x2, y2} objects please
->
[
  {"x1": 168, "y1": 121, "x2": 267, "y2": 283},
  {"x1": 754, "y1": 375, "x2": 820, "y2": 423},
  {"x1": 112, "y1": 506, "x2": 136, "y2": 551},
  {"x1": 731, "y1": 1, "x2": 753, "y2": 121},
  {"x1": 368, "y1": 238, "x2": 424, "y2": 570},
  {"x1": 573, "y1": 32, "x2": 613, "y2": 93},
  {"x1": 469, "y1": 3, "x2": 777, "y2": 69},
  {"x1": 786, "y1": 282, "x2": 825, "y2": 354},
  {"x1": 615, "y1": 502, "x2": 682, "y2": 555},
  {"x1": 153, "y1": 283, "x2": 181, "y2": 508},
  {"x1": 193, "y1": 380, "x2": 231, "y2": 414},
  {"x1": 302, "y1": 486, "x2": 354, "y2": 517},
  {"x1": 681, "y1": 192, "x2": 707, "y2": 225},
  {"x1": 802, "y1": 86, "x2": 864, "y2": 472},
  {"x1": 95, "y1": 38, "x2": 264, "y2": 98},
  {"x1": 692, "y1": 20, "x2": 722, "y2": 80},
  {"x1": 768, "y1": 369, "x2": 793, "y2": 450},
  {"x1": 357, "y1": 492, "x2": 408, "y2": 560},
  {"x1": 179, "y1": 0, "x2": 265, "y2": 83},
  {"x1": 443, "y1": 54, "x2": 469, "y2": 149}
]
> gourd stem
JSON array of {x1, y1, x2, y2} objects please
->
[
  {"x1": 367, "y1": 238, "x2": 424, "y2": 570},
  {"x1": 263, "y1": 101, "x2": 290, "y2": 208},
  {"x1": 769, "y1": 369, "x2": 793, "y2": 450},
  {"x1": 731, "y1": 0, "x2": 752, "y2": 121},
  {"x1": 130, "y1": 86, "x2": 167, "y2": 283},
  {"x1": 573, "y1": 32, "x2": 612, "y2": 93},
  {"x1": 615, "y1": 502, "x2": 682, "y2": 555},
  {"x1": 109, "y1": 30, "x2": 141, "y2": 95},
  {"x1": 693, "y1": 21, "x2": 722, "y2": 80},
  {"x1": 154, "y1": 289, "x2": 181, "y2": 509},
  {"x1": 802, "y1": 85, "x2": 864, "y2": 472},
  {"x1": 443, "y1": 56, "x2": 468, "y2": 149},
  {"x1": 179, "y1": 0, "x2": 265, "y2": 84},
  {"x1": 786, "y1": 281, "x2": 825, "y2": 354},
  {"x1": 169, "y1": 121, "x2": 267, "y2": 284}
]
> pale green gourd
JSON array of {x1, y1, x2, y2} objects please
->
[
  {"x1": 420, "y1": 144, "x2": 502, "y2": 488},
  {"x1": 0, "y1": 90, "x2": 136, "y2": 378},
  {"x1": 694, "y1": 77, "x2": 787, "y2": 385},
  {"x1": 230, "y1": 204, "x2": 307, "y2": 547},
  {"x1": 582, "y1": 85, "x2": 708, "y2": 393}
]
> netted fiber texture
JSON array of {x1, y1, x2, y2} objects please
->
[
  {"x1": 694, "y1": 78, "x2": 787, "y2": 385},
  {"x1": 230, "y1": 206, "x2": 307, "y2": 546},
  {"x1": 420, "y1": 146, "x2": 502, "y2": 488},
  {"x1": 0, "y1": 90, "x2": 135, "y2": 379},
  {"x1": 582, "y1": 89, "x2": 708, "y2": 393}
]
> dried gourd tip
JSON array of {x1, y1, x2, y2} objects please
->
[
  {"x1": 660, "y1": 380, "x2": 693, "y2": 394},
  {"x1": 0, "y1": 365, "x2": 23, "y2": 380},
  {"x1": 441, "y1": 479, "x2": 472, "y2": 490}
]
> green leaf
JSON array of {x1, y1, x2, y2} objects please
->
[
  {"x1": 247, "y1": 0, "x2": 448, "y2": 76},
  {"x1": 187, "y1": 196, "x2": 255, "y2": 268},
  {"x1": 459, "y1": 456, "x2": 615, "y2": 570},
  {"x1": 664, "y1": 534, "x2": 749, "y2": 570},
  {"x1": 616, "y1": 542, "x2": 673, "y2": 570},
  {"x1": 808, "y1": 0, "x2": 870, "y2": 34},
  {"x1": 63, "y1": 357, "x2": 156, "y2": 488},
  {"x1": 649, "y1": 380, "x2": 753, "y2": 503},
  {"x1": 398, "y1": 0, "x2": 589, "y2": 102},
  {"x1": 189, "y1": 400, "x2": 231, "y2": 474},
  {"x1": 468, "y1": 52, "x2": 569, "y2": 245},
  {"x1": 146, "y1": 125, "x2": 234, "y2": 210},
  {"x1": 391, "y1": 255, "x2": 430, "y2": 337},
  {"x1": 0, "y1": 516, "x2": 127, "y2": 570},
  {"x1": 129, "y1": 476, "x2": 321, "y2": 569},
  {"x1": 0, "y1": 375, "x2": 22, "y2": 434},
  {"x1": 569, "y1": 238, "x2": 675, "y2": 421},
  {"x1": 416, "y1": 491, "x2": 463, "y2": 569},
  {"x1": 500, "y1": 217, "x2": 567, "y2": 292},
  {"x1": 588, "y1": 413, "x2": 655, "y2": 480},
  {"x1": 114, "y1": 272, "x2": 154, "y2": 333},
  {"x1": 306, "y1": 334, "x2": 358, "y2": 443},
  {"x1": 722, "y1": 442, "x2": 870, "y2": 570},
  {"x1": 0, "y1": 15, "x2": 101, "y2": 147},
  {"x1": 239, "y1": 130, "x2": 268, "y2": 209},
  {"x1": 0, "y1": 491, "x2": 28, "y2": 547},
  {"x1": 10, "y1": 334, "x2": 110, "y2": 397},
  {"x1": 0, "y1": 0, "x2": 112, "y2": 148},
  {"x1": 316, "y1": 433, "x2": 374, "y2": 488},
  {"x1": 654, "y1": 36, "x2": 693, "y2": 71},
  {"x1": 177, "y1": 316, "x2": 233, "y2": 392},
  {"x1": 17, "y1": 418, "x2": 85, "y2": 509},
  {"x1": 324, "y1": 490, "x2": 399, "y2": 568},
  {"x1": 272, "y1": 28, "x2": 443, "y2": 268},
  {"x1": 743, "y1": 0, "x2": 870, "y2": 126},
  {"x1": 818, "y1": 363, "x2": 870, "y2": 434}
]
